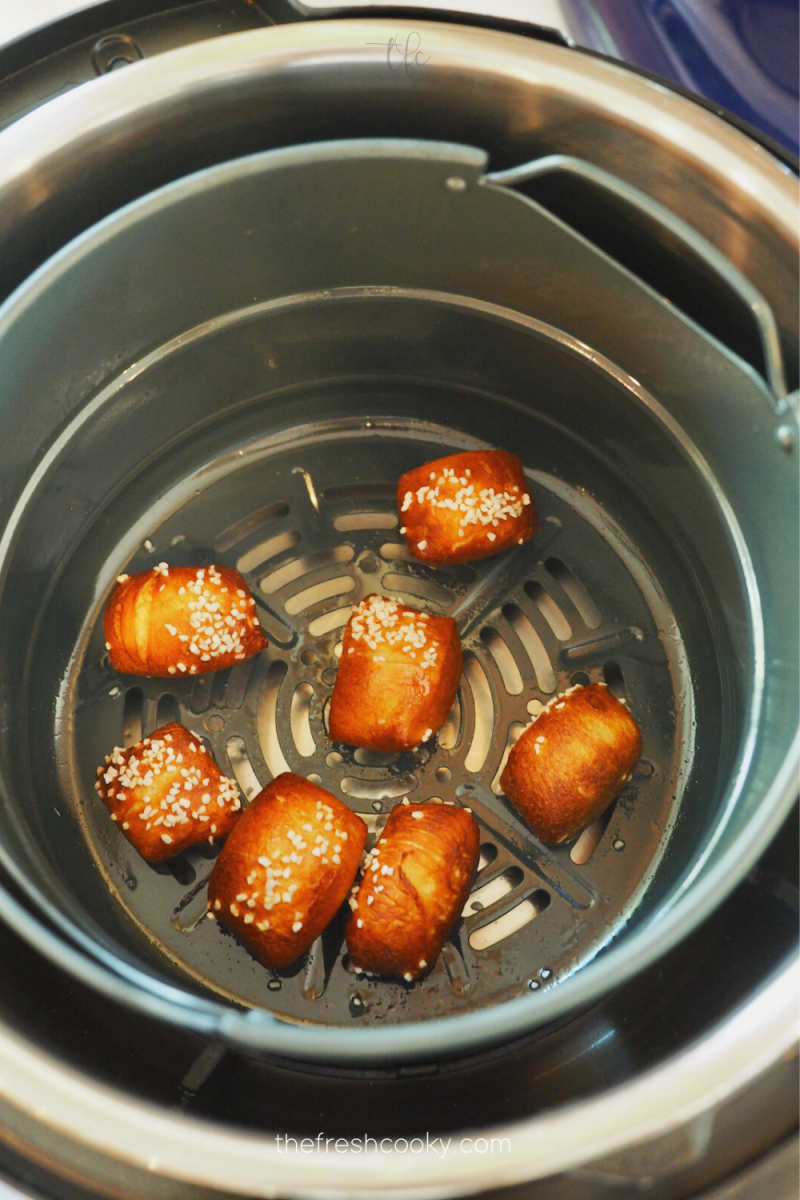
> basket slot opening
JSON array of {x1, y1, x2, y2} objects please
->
[
  {"x1": 463, "y1": 654, "x2": 494, "y2": 772},
  {"x1": 214, "y1": 501, "x2": 289, "y2": 553},
  {"x1": 570, "y1": 820, "x2": 604, "y2": 865},
  {"x1": 236, "y1": 530, "x2": 301, "y2": 575},
  {"x1": 156, "y1": 692, "x2": 179, "y2": 728},
  {"x1": 225, "y1": 735, "x2": 262, "y2": 801},
  {"x1": 260, "y1": 546, "x2": 354, "y2": 595},
  {"x1": 477, "y1": 842, "x2": 499, "y2": 873},
  {"x1": 122, "y1": 687, "x2": 143, "y2": 747},
  {"x1": 463, "y1": 866, "x2": 524, "y2": 916},
  {"x1": 523, "y1": 580, "x2": 572, "y2": 640},
  {"x1": 438, "y1": 690, "x2": 462, "y2": 752},
  {"x1": 382, "y1": 573, "x2": 453, "y2": 608},
  {"x1": 257, "y1": 660, "x2": 290, "y2": 778},
  {"x1": 308, "y1": 606, "x2": 352, "y2": 637},
  {"x1": 167, "y1": 855, "x2": 196, "y2": 887},
  {"x1": 353, "y1": 748, "x2": 399, "y2": 767},
  {"x1": 339, "y1": 775, "x2": 417, "y2": 801},
  {"x1": 334, "y1": 512, "x2": 397, "y2": 531},
  {"x1": 502, "y1": 604, "x2": 556, "y2": 693},
  {"x1": 290, "y1": 682, "x2": 316, "y2": 758},
  {"x1": 602, "y1": 660, "x2": 627, "y2": 702},
  {"x1": 481, "y1": 627, "x2": 523, "y2": 695},
  {"x1": 545, "y1": 558, "x2": 601, "y2": 629},
  {"x1": 222, "y1": 659, "x2": 255, "y2": 712},
  {"x1": 284, "y1": 575, "x2": 355, "y2": 615},
  {"x1": 491, "y1": 721, "x2": 527, "y2": 795},
  {"x1": 380, "y1": 541, "x2": 413, "y2": 562},
  {"x1": 189, "y1": 674, "x2": 215, "y2": 715},
  {"x1": 469, "y1": 890, "x2": 551, "y2": 950}
]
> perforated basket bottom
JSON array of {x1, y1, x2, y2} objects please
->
[{"x1": 63, "y1": 417, "x2": 687, "y2": 1027}]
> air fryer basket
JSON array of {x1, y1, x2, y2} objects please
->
[{"x1": 0, "y1": 137, "x2": 795, "y2": 1063}]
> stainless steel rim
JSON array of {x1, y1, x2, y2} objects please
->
[{"x1": 0, "y1": 957, "x2": 793, "y2": 1196}]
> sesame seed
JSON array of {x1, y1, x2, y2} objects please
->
[
  {"x1": 412, "y1": 811, "x2": 423, "y2": 819},
  {"x1": 292, "y1": 921, "x2": 303, "y2": 932},
  {"x1": 403, "y1": 972, "x2": 413, "y2": 982}
]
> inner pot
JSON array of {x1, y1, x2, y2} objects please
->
[{"x1": 0, "y1": 138, "x2": 795, "y2": 1063}]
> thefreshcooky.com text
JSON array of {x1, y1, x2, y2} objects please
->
[{"x1": 275, "y1": 1134, "x2": 510, "y2": 1157}]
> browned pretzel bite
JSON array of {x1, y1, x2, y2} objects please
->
[
  {"x1": 397, "y1": 449, "x2": 537, "y2": 565},
  {"x1": 346, "y1": 801, "x2": 480, "y2": 982},
  {"x1": 208, "y1": 773, "x2": 367, "y2": 970},
  {"x1": 500, "y1": 683, "x2": 642, "y2": 845},
  {"x1": 104, "y1": 563, "x2": 267, "y2": 677},
  {"x1": 328, "y1": 594, "x2": 462, "y2": 752},
  {"x1": 95, "y1": 721, "x2": 242, "y2": 862}
]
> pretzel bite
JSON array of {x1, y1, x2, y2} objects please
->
[
  {"x1": 104, "y1": 563, "x2": 267, "y2": 677},
  {"x1": 397, "y1": 449, "x2": 537, "y2": 565},
  {"x1": 346, "y1": 802, "x2": 480, "y2": 982},
  {"x1": 208, "y1": 773, "x2": 367, "y2": 970},
  {"x1": 501, "y1": 683, "x2": 642, "y2": 845},
  {"x1": 328, "y1": 594, "x2": 462, "y2": 752},
  {"x1": 94, "y1": 721, "x2": 242, "y2": 862}
]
